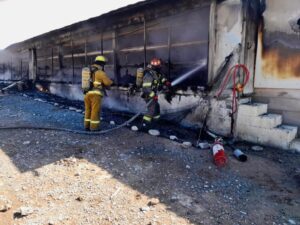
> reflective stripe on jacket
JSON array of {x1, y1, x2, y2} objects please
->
[
  {"x1": 87, "y1": 90, "x2": 103, "y2": 96},
  {"x1": 142, "y1": 68, "x2": 166, "y2": 98},
  {"x1": 89, "y1": 64, "x2": 113, "y2": 96}
]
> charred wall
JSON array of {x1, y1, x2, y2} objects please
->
[
  {"x1": 0, "y1": 50, "x2": 29, "y2": 81},
  {"x1": 254, "y1": 0, "x2": 300, "y2": 132},
  {"x1": 255, "y1": 0, "x2": 300, "y2": 88},
  {"x1": 1, "y1": 0, "x2": 211, "y2": 88},
  {"x1": 0, "y1": 0, "x2": 263, "y2": 137},
  {"x1": 210, "y1": 0, "x2": 260, "y2": 94}
]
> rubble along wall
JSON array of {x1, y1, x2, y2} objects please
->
[
  {"x1": 42, "y1": 81, "x2": 231, "y2": 135},
  {"x1": 45, "y1": 82, "x2": 209, "y2": 129}
]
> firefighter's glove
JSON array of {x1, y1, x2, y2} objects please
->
[
  {"x1": 162, "y1": 81, "x2": 171, "y2": 92},
  {"x1": 164, "y1": 86, "x2": 175, "y2": 104}
]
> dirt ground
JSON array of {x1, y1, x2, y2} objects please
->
[{"x1": 0, "y1": 92, "x2": 299, "y2": 225}]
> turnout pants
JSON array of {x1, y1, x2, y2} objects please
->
[
  {"x1": 143, "y1": 98, "x2": 160, "y2": 124},
  {"x1": 84, "y1": 92, "x2": 102, "y2": 131}
]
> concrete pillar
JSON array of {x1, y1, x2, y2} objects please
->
[
  {"x1": 29, "y1": 48, "x2": 37, "y2": 82},
  {"x1": 112, "y1": 30, "x2": 120, "y2": 85},
  {"x1": 58, "y1": 45, "x2": 64, "y2": 69},
  {"x1": 208, "y1": 0, "x2": 217, "y2": 84}
]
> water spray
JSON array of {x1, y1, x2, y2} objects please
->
[{"x1": 171, "y1": 60, "x2": 207, "y2": 87}]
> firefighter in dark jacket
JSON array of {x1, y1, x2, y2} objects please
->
[
  {"x1": 84, "y1": 56, "x2": 113, "y2": 131},
  {"x1": 141, "y1": 58, "x2": 170, "y2": 129}
]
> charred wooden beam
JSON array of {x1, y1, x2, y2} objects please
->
[
  {"x1": 143, "y1": 18, "x2": 147, "y2": 69},
  {"x1": 119, "y1": 40, "x2": 208, "y2": 53},
  {"x1": 51, "y1": 48, "x2": 54, "y2": 76},
  {"x1": 168, "y1": 27, "x2": 172, "y2": 79},
  {"x1": 208, "y1": 0, "x2": 217, "y2": 84},
  {"x1": 112, "y1": 31, "x2": 120, "y2": 85},
  {"x1": 71, "y1": 37, "x2": 75, "y2": 84},
  {"x1": 84, "y1": 40, "x2": 87, "y2": 66}
]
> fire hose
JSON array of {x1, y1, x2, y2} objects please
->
[
  {"x1": 197, "y1": 64, "x2": 251, "y2": 142},
  {"x1": 0, "y1": 98, "x2": 154, "y2": 135},
  {"x1": 0, "y1": 77, "x2": 164, "y2": 135}
]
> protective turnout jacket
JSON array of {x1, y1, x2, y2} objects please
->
[
  {"x1": 84, "y1": 64, "x2": 113, "y2": 131},
  {"x1": 90, "y1": 64, "x2": 113, "y2": 95},
  {"x1": 142, "y1": 68, "x2": 167, "y2": 99},
  {"x1": 142, "y1": 68, "x2": 168, "y2": 123}
]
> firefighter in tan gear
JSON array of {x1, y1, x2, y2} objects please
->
[
  {"x1": 141, "y1": 58, "x2": 170, "y2": 129},
  {"x1": 84, "y1": 56, "x2": 113, "y2": 131}
]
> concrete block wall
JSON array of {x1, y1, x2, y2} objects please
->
[
  {"x1": 206, "y1": 98, "x2": 232, "y2": 137},
  {"x1": 236, "y1": 103, "x2": 299, "y2": 150}
]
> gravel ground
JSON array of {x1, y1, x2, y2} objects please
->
[{"x1": 0, "y1": 92, "x2": 299, "y2": 225}]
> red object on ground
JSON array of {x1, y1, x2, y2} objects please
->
[{"x1": 212, "y1": 140, "x2": 227, "y2": 167}]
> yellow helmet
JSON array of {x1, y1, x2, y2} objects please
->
[{"x1": 95, "y1": 55, "x2": 106, "y2": 63}]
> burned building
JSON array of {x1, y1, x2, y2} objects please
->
[{"x1": 0, "y1": 0, "x2": 299, "y2": 151}]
